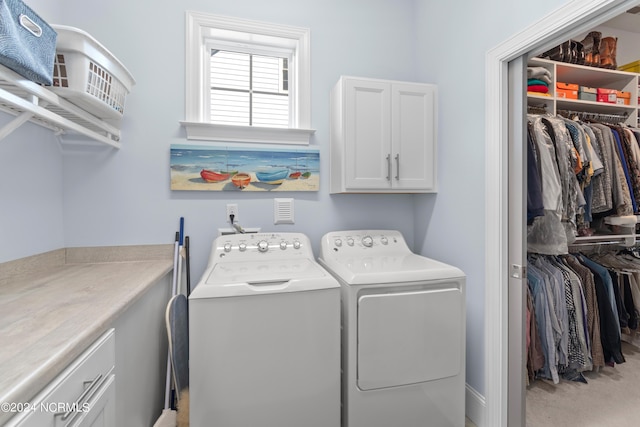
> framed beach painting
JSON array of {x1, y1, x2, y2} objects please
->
[{"x1": 170, "y1": 144, "x2": 320, "y2": 192}]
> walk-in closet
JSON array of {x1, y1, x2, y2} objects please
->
[{"x1": 524, "y1": 10, "x2": 640, "y2": 426}]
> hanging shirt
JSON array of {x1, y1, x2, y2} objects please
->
[
  {"x1": 528, "y1": 262, "x2": 560, "y2": 383},
  {"x1": 587, "y1": 125, "x2": 612, "y2": 214},
  {"x1": 528, "y1": 124, "x2": 544, "y2": 223},
  {"x1": 577, "y1": 255, "x2": 625, "y2": 365},
  {"x1": 610, "y1": 128, "x2": 637, "y2": 212},
  {"x1": 528, "y1": 116, "x2": 568, "y2": 255},
  {"x1": 563, "y1": 254, "x2": 605, "y2": 368}
]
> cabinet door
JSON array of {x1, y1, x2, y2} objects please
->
[
  {"x1": 344, "y1": 78, "x2": 392, "y2": 190},
  {"x1": 391, "y1": 82, "x2": 437, "y2": 191}
]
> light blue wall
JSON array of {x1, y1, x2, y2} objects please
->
[
  {"x1": 0, "y1": 118, "x2": 65, "y2": 260},
  {"x1": 411, "y1": 0, "x2": 570, "y2": 395}
]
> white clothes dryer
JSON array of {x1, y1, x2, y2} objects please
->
[
  {"x1": 189, "y1": 232, "x2": 340, "y2": 427},
  {"x1": 318, "y1": 230, "x2": 466, "y2": 427}
]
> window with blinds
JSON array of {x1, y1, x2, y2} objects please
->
[{"x1": 210, "y1": 50, "x2": 290, "y2": 128}]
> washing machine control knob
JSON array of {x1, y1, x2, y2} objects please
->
[
  {"x1": 334, "y1": 238, "x2": 342, "y2": 247},
  {"x1": 293, "y1": 240, "x2": 301, "y2": 249},
  {"x1": 239, "y1": 243, "x2": 247, "y2": 252},
  {"x1": 224, "y1": 243, "x2": 232, "y2": 252},
  {"x1": 280, "y1": 241, "x2": 288, "y2": 250},
  {"x1": 362, "y1": 236, "x2": 373, "y2": 247},
  {"x1": 347, "y1": 238, "x2": 355, "y2": 246},
  {"x1": 381, "y1": 236, "x2": 388, "y2": 245},
  {"x1": 257, "y1": 240, "x2": 269, "y2": 252}
]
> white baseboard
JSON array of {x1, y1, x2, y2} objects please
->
[{"x1": 466, "y1": 383, "x2": 485, "y2": 427}]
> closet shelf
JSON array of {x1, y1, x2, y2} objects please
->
[
  {"x1": 528, "y1": 57, "x2": 640, "y2": 126},
  {"x1": 0, "y1": 64, "x2": 122, "y2": 148}
]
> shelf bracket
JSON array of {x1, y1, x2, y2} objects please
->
[{"x1": 0, "y1": 111, "x2": 35, "y2": 141}]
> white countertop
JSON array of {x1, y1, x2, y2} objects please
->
[{"x1": 0, "y1": 245, "x2": 173, "y2": 425}]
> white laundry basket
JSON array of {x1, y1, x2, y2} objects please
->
[{"x1": 50, "y1": 25, "x2": 135, "y2": 121}]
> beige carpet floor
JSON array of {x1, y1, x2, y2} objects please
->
[{"x1": 526, "y1": 340, "x2": 640, "y2": 426}]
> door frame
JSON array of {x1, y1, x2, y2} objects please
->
[{"x1": 484, "y1": 1, "x2": 640, "y2": 426}]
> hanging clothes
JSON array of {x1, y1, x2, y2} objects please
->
[
  {"x1": 526, "y1": 253, "x2": 633, "y2": 383},
  {"x1": 527, "y1": 114, "x2": 640, "y2": 254},
  {"x1": 525, "y1": 110, "x2": 640, "y2": 387},
  {"x1": 577, "y1": 253, "x2": 624, "y2": 363}
]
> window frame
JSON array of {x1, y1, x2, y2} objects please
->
[{"x1": 182, "y1": 11, "x2": 314, "y2": 145}]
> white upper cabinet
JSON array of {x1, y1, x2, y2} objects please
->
[{"x1": 330, "y1": 76, "x2": 437, "y2": 193}]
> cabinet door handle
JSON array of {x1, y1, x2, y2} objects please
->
[
  {"x1": 386, "y1": 154, "x2": 391, "y2": 181},
  {"x1": 395, "y1": 154, "x2": 400, "y2": 180},
  {"x1": 55, "y1": 373, "x2": 103, "y2": 421}
]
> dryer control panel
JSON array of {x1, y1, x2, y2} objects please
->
[{"x1": 321, "y1": 230, "x2": 410, "y2": 255}]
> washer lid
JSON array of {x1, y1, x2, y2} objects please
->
[
  {"x1": 191, "y1": 258, "x2": 339, "y2": 298},
  {"x1": 319, "y1": 253, "x2": 464, "y2": 285}
]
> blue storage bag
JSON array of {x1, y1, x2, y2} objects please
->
[{"x1": 0, "y1": 0, "x2": 56, "y2": 85}]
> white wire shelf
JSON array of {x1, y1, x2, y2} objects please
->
[{"x1": 0, "y1": 64, "x2": 122, "y2": 148}]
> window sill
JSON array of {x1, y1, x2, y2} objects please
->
[{"x1": 180, "y1": 121, "x2": 315, "y2": 145}]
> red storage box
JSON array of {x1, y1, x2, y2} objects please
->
[{"x1": 597, "y1": 88, "x2": 617, "y2": 103}]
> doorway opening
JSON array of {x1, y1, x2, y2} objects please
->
[{"x1": 485, "y1": 1, "x2": 640, "y2": 426}]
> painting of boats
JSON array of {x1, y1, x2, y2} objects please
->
[
  {"x1": 231, "y1": 172, "x2": 251, "y2": 189},
  {"x1": 170, "y1": 144, "x2": 320, "y2": 192}
]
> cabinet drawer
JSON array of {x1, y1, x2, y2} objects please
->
[
  {"x1": 6, "y1": 329, "x2": 115, "y2": 427},
  {"x1": 65, "y1": 373, "x2": 115, "y2": 427}
]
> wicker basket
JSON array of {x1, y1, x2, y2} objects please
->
[{"x1": 50, "y1": 25, "x2": 135, "y2": 121}]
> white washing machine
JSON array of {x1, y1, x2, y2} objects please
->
[
  {"x1": 189, "y1": 232, "x2": 340, "y2": 427},
  {"x1": 318, "y1": 230, "x2": 466, "y2": 427}
]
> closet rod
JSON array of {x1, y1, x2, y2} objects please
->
[
  {"x1": 527, "y1": 104, "x2": 548, "y2": 114},
  {"x1": 557, "y1": 109, "x2": 628, "y2": 123},
  {"x1": 568, "y1": 236, "x2": 637, "y2": 251}
]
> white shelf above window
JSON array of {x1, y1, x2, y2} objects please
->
[{"x1": 0, "y1": 64, "x2": 123, "y2": 148}]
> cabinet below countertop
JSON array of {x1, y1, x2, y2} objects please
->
[{"x1": 0, "y1": 245, "x2": 174, "y2": 426}]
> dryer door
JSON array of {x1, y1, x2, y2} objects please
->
[{"x1": 357, "y1": 283, "x2": 463, "y2": 390}]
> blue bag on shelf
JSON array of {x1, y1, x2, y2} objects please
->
[{"x1": 0, "y1": 0, "x2": 56, "y2": 85}]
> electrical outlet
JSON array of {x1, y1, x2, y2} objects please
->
[{"x1": 226, "y1": 204, "x2": 238, "y2": 223}]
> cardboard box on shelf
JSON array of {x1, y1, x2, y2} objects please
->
[
  {"x1": 579, "y1": 86, "x2": 597, "y2": 102},
  {"x1": 616, "y1": 91, "x2": 631, "y2": 105}
]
